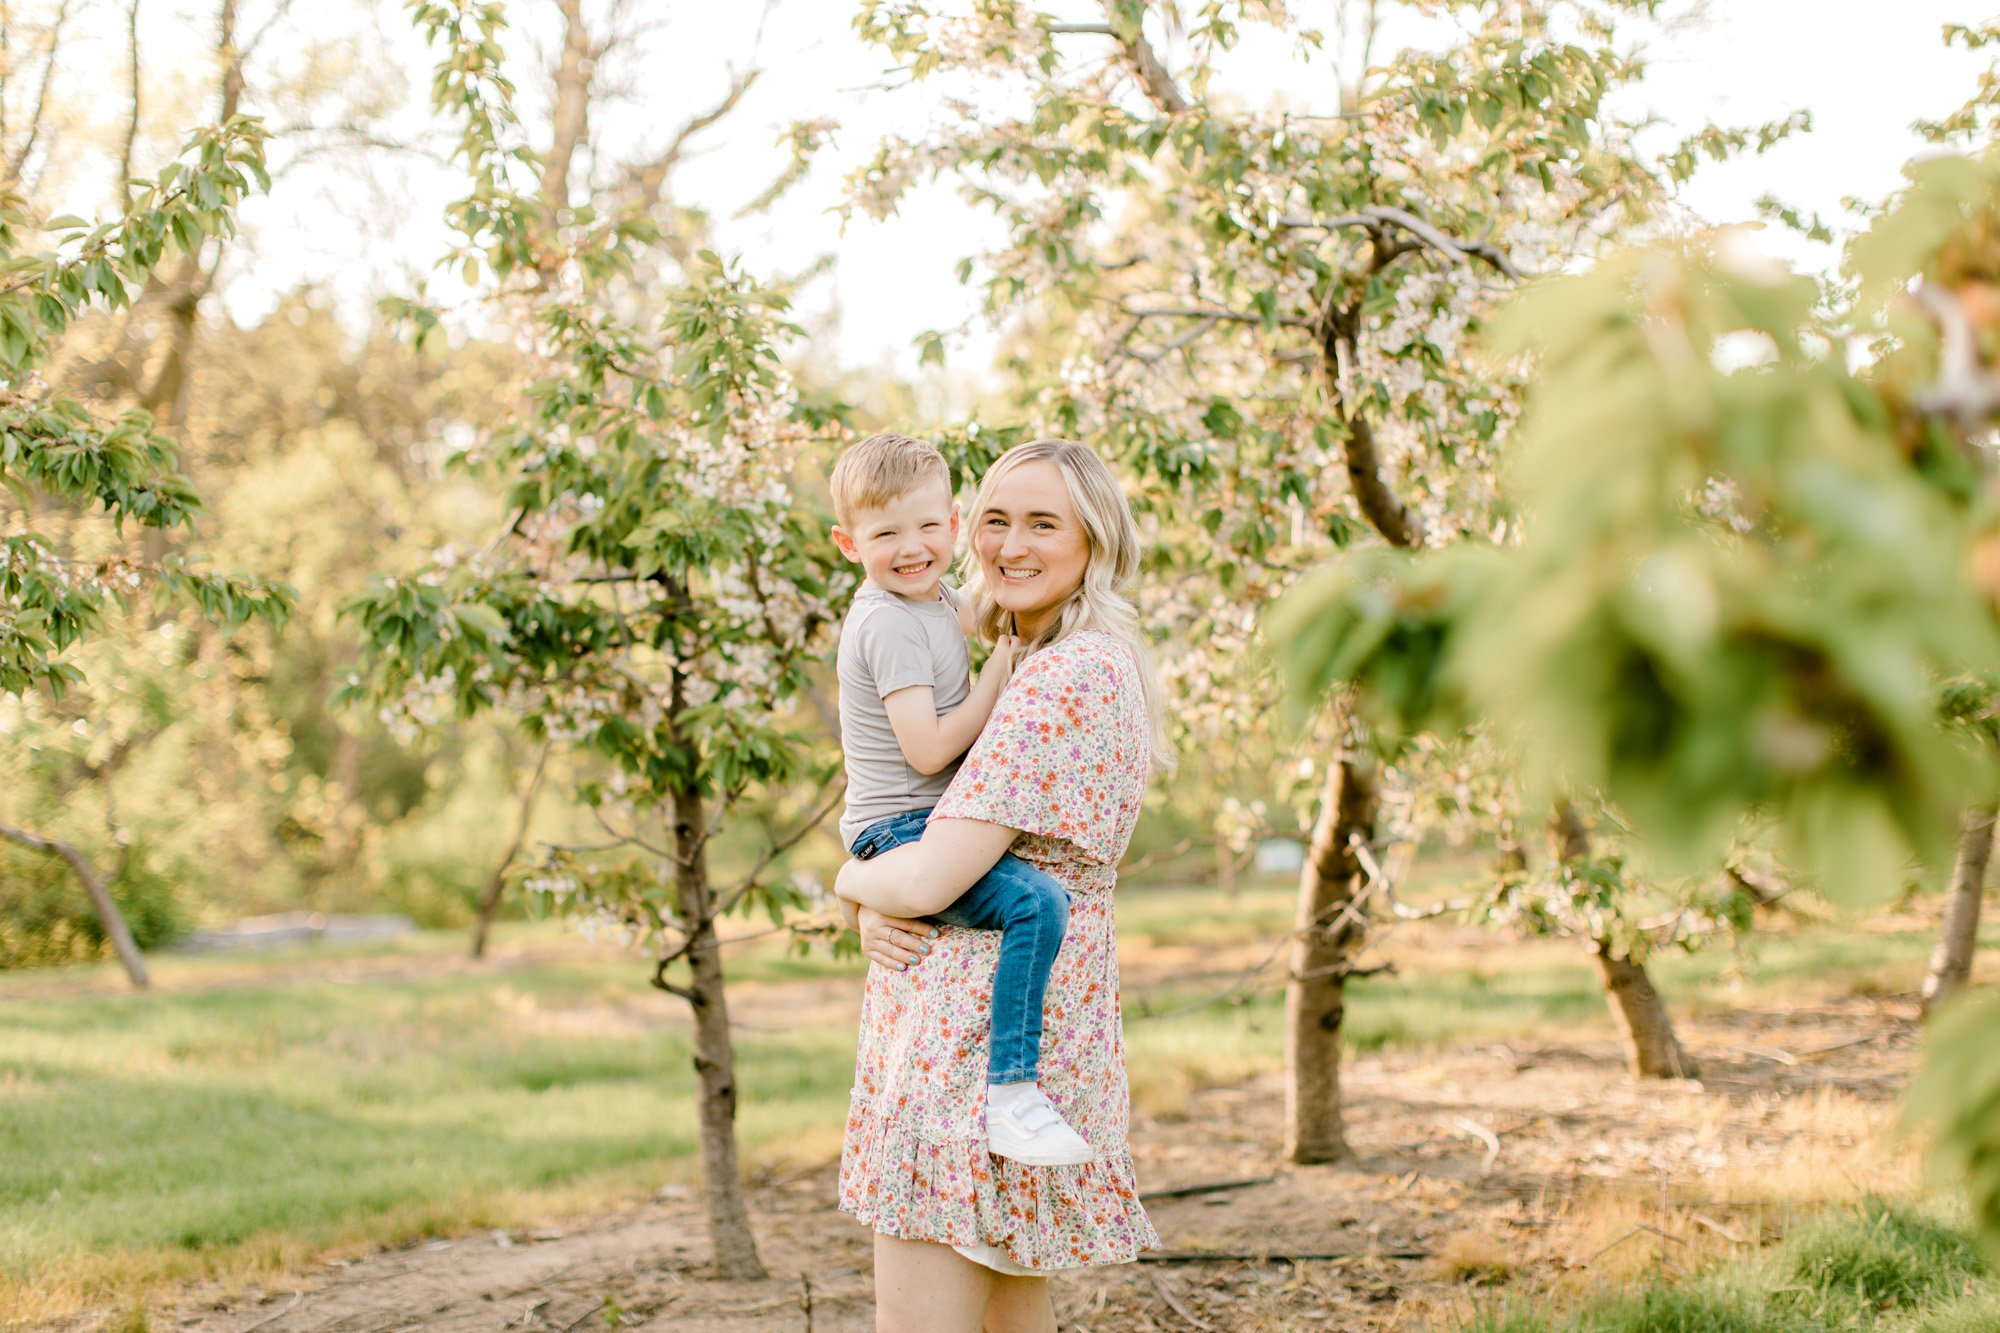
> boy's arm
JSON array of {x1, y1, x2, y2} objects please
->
[{"x1": 880, "y1": 637, "x2": 1018, "y2": 775}]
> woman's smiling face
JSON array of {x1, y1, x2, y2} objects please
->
[{"x1": 975, "y1": 459, "x2": 1090, "y2": 641}]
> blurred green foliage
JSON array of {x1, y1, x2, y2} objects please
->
[
  {"x1": 1277, "y1": 142, "x2": 2000, "y2": 1252},
  {"x1": 0, "y1": 117, "x2": 292, "y2": 699}
]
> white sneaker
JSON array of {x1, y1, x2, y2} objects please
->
[{"x1": 986, "y1": 1084, "x2": 1095, "y2": 1166}]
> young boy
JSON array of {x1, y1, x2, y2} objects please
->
[{"x1": 829, "y1": 432, "x2": 1094, "y2": 1167}]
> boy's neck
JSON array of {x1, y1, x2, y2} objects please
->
[{"x1": 867, "y1": 576, "x2": 945, "y2": 603}]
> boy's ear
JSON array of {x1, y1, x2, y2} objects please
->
[
  {"x1": 948, "y1": 502, "x2": 961, "y2": 539},
  {"x1": 830, "y1": 525, "x2": 861, "y2": 562}
]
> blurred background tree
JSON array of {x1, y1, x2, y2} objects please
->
[{"x1": 1275, "y1": 130, "x2": 2000, "y2": 1261}]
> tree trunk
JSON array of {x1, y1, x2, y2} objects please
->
[
  {"x1": 133, "y1": 0, "x2": 240, "y2": 573},
  {"x1": 470, "y1": 741, "x2": 550, "y2": 959},
  {"x1": 670, "y1": 781, "x2": 766, "y2": 1280},
  {"x1": 1551, "y1": 803, "x2": 1695, "y2": 1079},
  {"x1": 1591, "y1": 942, "x2": 1695, "y2": 1078},
  {"x1": 1284, "y1": 725, "x2": 1376, "y2": 1164},
  {"x1": 0, "y1": 823, "x2": 149, "y2": 987},
  {"x1": 1921, "y1": 804, "x2": 1995, "y2": 1017},
  {"x1": 540, "y1": 0, "x2": 592, "y2": 225}
]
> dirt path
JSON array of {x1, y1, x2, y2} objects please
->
[{"x1": 131, "y1": 992, "x2": 1917, "y2": 1333}]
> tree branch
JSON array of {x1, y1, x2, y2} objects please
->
[
  {"x1": 0, "y1": 820, "x2": 149, "y2": 987},
  {"x1": 77, "y1": 720, "x2": 166, "y2": 786},
  {"x1": 117, "y1": 0, "x2": 141, "y2": 205},
  {"x1": 1279, "y1": 207, "x2": 1522, "y2": 279},
  {"x1": 1122, "y1": 302, "x2": 1315, "y2": 330},
  {"x1": 1300, "y1": 217, "x2": 1446, "y2": 548},
  {"x1": 622, "y1": 68, "x2": 760, "y2": 219},
  {"x1": 651, "y1": 951, "x2": 695, "y2": 1001},
  {"x1": 471, "y1": 739, "x2": 552, "y2": 958},
  {"x1": 3, "y1": 0, "x2": 78, "y2": 187},
  {"x1": 1103, "y1": 2, "x2": 1189, "y2": 116},
  {"x1": 238, "y1": 0, "x2": 299, "y2": 65},
  {"x1": 216, "y1": 0, "x2": 243, "y2": 124},
  {"x1": 590, "y1": 802, "x2": 683, "y2": 864},
  {"x1": 717, "y1": 779, "x2": 847, "y2": 918}
]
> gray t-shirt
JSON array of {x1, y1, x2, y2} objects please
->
[{"x1": 837, "y1": 580, "x2": 971, "y2": 848}]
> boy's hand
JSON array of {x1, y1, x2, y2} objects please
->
[{"x1": 979, "y1": 634, "x2": 1022, "y2": 687}]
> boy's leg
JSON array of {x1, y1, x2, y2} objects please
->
[
  {"x1": 929, "y1": 853, "x2": 1068, "y2": 1084},
  {"x1": 849, "y1": 808, "x2": 936, "y2": 861}
]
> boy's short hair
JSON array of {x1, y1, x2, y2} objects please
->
[{"x1": 830, "y1": 433, "x2": 952, "y2": 529}]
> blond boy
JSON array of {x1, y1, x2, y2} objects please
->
[{"x1": 829, "y1": 433, "x2": 1092, "y2": 1166}]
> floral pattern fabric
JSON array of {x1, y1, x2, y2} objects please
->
[{"x1": 837, "y1": 630, "x2": 1160, "y2": 1271}]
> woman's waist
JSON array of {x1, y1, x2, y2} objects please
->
[{"x1": 1004, "y1": 856, "x2": 1118, "y2": 891}]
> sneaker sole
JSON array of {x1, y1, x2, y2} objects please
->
[{"x1": 987, "y1": 1142, "x2": 1097, "y2": 1167}]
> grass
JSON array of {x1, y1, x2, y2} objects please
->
[
  {"x1": 0, "y1": 937, "x2": 859, "y2": 1318},
  {"x1": 1, "y1": 881, "x2": 1988, "y2": 1320},
  {"x1": 1469, "y1": 1201, "x2": 1995, "y2": 1332}
]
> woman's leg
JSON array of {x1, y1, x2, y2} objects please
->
[
  {"x1": 983, "y1": 1273, "x2": 1057, "y2": 1332},
  {"x1": 874, "y1": 1235, "x2": 993, "y2": 1333}
]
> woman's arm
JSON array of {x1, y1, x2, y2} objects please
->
[{"x1": 835, "y1": 817, "x2": 1020, "y2": 918}]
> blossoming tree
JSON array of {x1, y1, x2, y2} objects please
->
[
  {"x1": 345, "y1": 1, "x2": 849, "y2": 1279},
  {"x1": 0, "y1": 116, "x2": 294, "y2": 986}
]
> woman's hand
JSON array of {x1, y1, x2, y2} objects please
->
[{"x1": 857, "y1": 905, "x2": 939, "y2": 971}]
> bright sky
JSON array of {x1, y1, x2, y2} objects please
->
[{"x1": 219, "y1": 0, "x2": 1993, "y2": 379}]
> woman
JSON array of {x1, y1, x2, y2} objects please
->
[{"x1": 835, "y1": 438, "x2": 1173, "y2": 1333}]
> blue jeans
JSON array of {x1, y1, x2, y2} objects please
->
[{"x1": 850, "y1": 808, "x2": 1070, "y2": 1084}]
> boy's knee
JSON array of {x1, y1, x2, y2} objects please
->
[{"x1": 1033, "y1": 879, "x2": 1069, "y2": 931}]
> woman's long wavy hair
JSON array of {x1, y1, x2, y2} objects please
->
[{"x1": 959, "y1": 439, "x2": 1175, "y2": 774}]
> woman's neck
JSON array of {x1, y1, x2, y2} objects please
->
[{"x1": 1013, "y1": 595, "x2": 1082, "y2": 645}]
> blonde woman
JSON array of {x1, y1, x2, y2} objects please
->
[{"x1": 835, "y1": 439, "x2": 1173, "y2": 1333}]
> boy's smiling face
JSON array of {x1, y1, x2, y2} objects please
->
[{"x1": 832, "y1": 480, "x2": 960, "y2": 599}]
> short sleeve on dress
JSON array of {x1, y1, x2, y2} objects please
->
[{"x1": 931, "y1": 635, "x2": 1136, "y2": 866}]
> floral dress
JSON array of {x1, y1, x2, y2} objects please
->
[{"x1": 837, "y1": 629, "x2": 1161, "y2": 1271}]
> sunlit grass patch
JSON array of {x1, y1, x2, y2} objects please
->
[
  {"x1": 1433, "y1": 1229, "x2": 1519, "y2": 1284},
  {"x1": 1468, "y1": 1201, "x2": 1993, "y2": 1333},
  {"x1": 1778, "y1": 1202, "x2": 1983, "y2": 1313}
]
